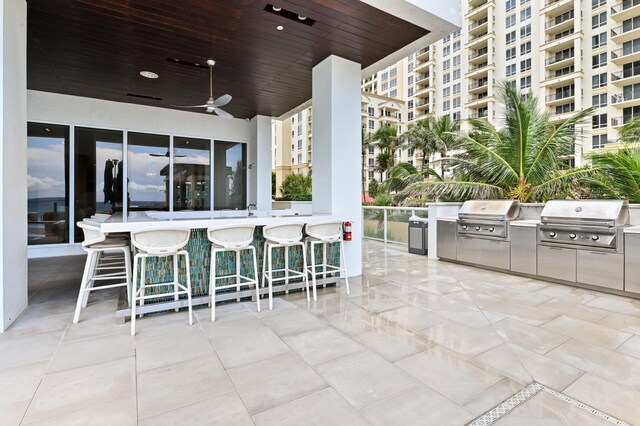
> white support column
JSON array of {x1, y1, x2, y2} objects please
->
[
  {"x1": 0, "y1": 0, "x2": 28, "y2": 331},
  {"x1": 427, "y1": 203, "x2": 462, "y2": 260},
  {"x1": 312, "y1": 55, "x2": 362, "y2": 276},
  {"x1": 248, "y1": 115, "x2": 272, "y2": 212}
]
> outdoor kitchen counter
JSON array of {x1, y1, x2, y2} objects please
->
[
  {"x1": 510, "y1": 220, "x2": 540, "y2": 227},
  {"x1": 437, "y1": 216, "x2": 458, "y2": 222},
  {"x1": 623, "y1": 226, "x2": 640, "y2": 234}
]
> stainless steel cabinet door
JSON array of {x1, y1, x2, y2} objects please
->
[
  {"x1": 481, "y1": 239, "x2": 510, "y2": 270},
  {"x1": 457, "y1": 236, "x2": 482, "y2": 264},
  {"x1": 577, "y1": 250, "x2": 624, "y2": 291},
  {"x1": 537, "y1": 245, "x2": 576, "y2": 282},
  {"x1": 510, "y1": 226, "x2": 537, "y2": 275},
  {"x1": 625, "y1": 233, "x2": 640, "y2": 294},
  {"x1": 437, "y1": 220, "x2": 457, "y2": 260}
]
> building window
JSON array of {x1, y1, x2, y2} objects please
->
[
  {"x1": 173, "y1": 136, "x2": 211, "y2": 211},
  {"x1": 592, "y1": 0, "x2": 606, "y2": 8},
  {"x1": 453, "y1": 111, "x2": 461, "y2": 120},
  {"x1": 521, "y1": 41, "x2": 531, "y2": 55},
  {"x1": 297, "y1": 111, "x2": 302, "y2": 121},
  {"x1": 408, "y1": 87, "x2": 414, "y2": 97},
  {"x1": 592, "y1": 134, "x2": 608, "y2": 148},
  {"x1": 389, "y1": 89, "x2": 397, "y2": 98},
  {"x1": 453, "y1": 69, "x2": 461, "y2": 80},
  {"x1": 127, "y1": 132, "x2": 170, "y2": 212},
  {"x1": 520, "y1": 6, "x2": 531, "y2": 21},
  {"x1": 369, "y1": 146, "x2": 375, "y2": 155},
  {"x1": 453, "y1": 41, "x2": 460, "y2": 52},
  {"x1": 592, "y1": 93, "x2": 607, "y2": 107},
  {"x1": 368, "y1": 107, "x2": 375, "y2": 116},
  {"x1": 408, "y1": 112, "x2": 414, "y2": 121},
  {"x1": 506, "y1": 30, "x2": 516, "y2": 45},
  {"x1": 521, "y1": 58, "x2": 532, "y2": 72},
  {"x1": 521, "y1": 76, "x2": 532, "y2": 89},
  {"x1": 443, "y1": 46, "x2": 450, "y2": 56},
  {"x1": 408, "y1": 75, "x2": 414, "y2": 85},
  {"x1": 453, "y1": 97, "x2": 460, "y2": 108},
  {"x1": 506, "y1": 47, "x2": 516, "y2": 60},
  {"x1": 453, "y1": 29, "x2": 461, "y2": 38},
  {"x1": 592, "y1": 12, "x2": 606, "y2": 29},
  {"x1": 592, "y1": 32, "x2": 607, "y2": 49},
  {"x1": 453, "y1": 83, "x2": 461, "y2": 94},
  {"x1": 390, "y1": 67, "x2": 397, "y2": 77},
  {"x1": 506, "y1": 64, "x2": 516, "y2": 77},
  {"x1": 520, "y1": 24, "x2": 531, "y2": 38},
  {"x1": 298, "y1": 154, "x2": 302, "y2": 164},
  {"x1": 443, "y1": 73, "x2": 451, "y2": 84},
  {"x1": 506, "y1": 0, "x2": 516, "y2": 12},
  {"x1": 390, "y1": 78, "x2": 397, "y2": 87},
  {"x1": 592, "y1": 114, "x2": 608, "y2": 129},
  {"x1": 408, "y1": 100, "x2": 414, "y2": 109},
  {"x1": 443, "y1": 34, "x2": 451, "y2": 43},
  {"x1": 592, "y1": 53, "x2": 607, "y2": 69},
  {"x1": 556, "y1": 103, "x2": 575, "y2": 114},
  {"x1": 443, "y1": 87, "x2": 451, "y2": 97},
  {"x1": 506, "y1": 14, "x2": 516, "y2": 28},
  {"x1": 368, "y1": 158, "x2": 374, "y2": 167},
  {"x1": 368, "y1": 120, "x2": 374, "y2": 129},
  {"x1": 381, "y1": 82, "x2": 388, "y2": 91},
  {"x1": 298, "y1": 139, "x2": 302, "y2": 150},
  {"x1": 443, "y1": 59, "x2": 450, "y2": 70},
  {"x1": 453, "y1": 55, "x2": 461, "y2": 66},
  {"x1": 443, "y1": 100, "x2": 451, "y2": 111},
  {"x1": 381, "y1": 71, "x2": 388, "y2": 80}
]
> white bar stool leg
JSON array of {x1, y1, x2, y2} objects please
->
[
  {"x1": 184, "y1": 251, "x2": 193, "y2": 326},
  {"x1": 261, "y1": 242, "x2": 268, "y2": 289},
  {"x1": 131, "y1": 254, "x2": 139, "y2": 336},
  {"x1": 139, "y1": 256, "x2": 146, "y2": 318},
  {"x1": 322, "y1": 242, "x2": 327, "y2": 281},
  {"x1": 311, "y1": 241, "x2": 318, "y2": 302},
  {"x1": 301, "y1": 242, "x2": 310, "y2": 302},
  {"x1": 250, "y1": 246, "x2": 261, "y2": 312},
  {"x1": 268, "y1": 244, "x2": 274, "y2": 310},
  {"x1": 340, "y1": 240, "x2": 350, "y2": 295},
  {"x1": 284, "y1": 246, "x2": 289, "y2": 294},
  {"x1": 73, "y1": 250, "x2": 95, "y2": 323},
  {"x1": 173, "y1": 253, "x2": 179, "y2": 312},
  {"x1": 236, "y1": 249, "x2": 241, "y2": 301},
  {"x1": 211, "y1": 248, "x2": 217, "y2": 321},
  {"x1": 123, "y1": 247, "x2": 132, "y2": 306},
  {"x1": 81, "y1": 250, "x2": 99, "y2": 308}
]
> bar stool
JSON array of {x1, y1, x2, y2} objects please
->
[
  {"x1": 73, "y1": 221, "x2": 132, "y2": 323},
  {"x1": 262, "y1": 223, "x2": 310, "y2": 309},
  {"x1": 130, "y1": 227, "x2": 193, "y2": 336},
  {"x1": 305, "y1": 221, "x2": 350, "y2": 301},
  {"x1": 207, "y1": 224, "x2": 260, "y2": 321}
]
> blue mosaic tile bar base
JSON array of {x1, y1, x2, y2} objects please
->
[{"x1": 135, "y1": 227, "x2": 341, "y2": 301}]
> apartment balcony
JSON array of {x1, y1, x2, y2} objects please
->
[
  {"x1": 611, "y1": 47, "x2": 640, "y2": 64},
  {"x1": 468, "y1": 49, "x2": 489, "y2": 65},
  {"x1": 413, "y1": 59, "x2": 433, "y2": 73},
  {"x1": 550, "y1": 106, "x2": 576, "y2": 123},
  {"x1": 611, "y1": 116, "x2": 628, "y2": 127},
  {"x1": 541, "y1": 68, "x2": 581, "y2": 88},
  {"x1": 468, "y1": 17, "x2": 489, "y2": 36},
  {"x1": 468, "y1": 110, "x2": 490, "y2": 119},
  {"x1": 544, "y1": 11, "x2": 575, "y2": 33},
  {"x1": 415, "y1": 100, "x2": 431, "y2": 111},
  {"x1": 611, "y1": 90, "x2": 640, "y2": 108},
  {"x1": 466, "y1": 62, "x2": 493, "y2": 79},
  {"x1": 465, "y1": 0, "x2": 493, "y2": 19},
  {"x1": 611, "y1": 68, "x2": 640, "y2": 86},
  {"x1": 611, "y1": 0, "x2": 640, "y2": 22},
  {"x1": 541, "y1": 0, "x2": 573, "y2": 14},
  {"x1": 611, "y1": 23, "x2": 640, "y2": 43},
  {"x1": 541, "y1": 30, "x2": 581, "y2": 51},
  {"x1": 413, "y1": 112, "x2": 430, "y2": 121},
  {"x1": 468, "y1": 81, "x2": 489, "y2": 94},
  {"x1": 545, "y1": 52, "x2": 575, "y2": 70},
  {"x1": 415, "y1": 47, "x2": 430, "y2": 61},
  {"x1": 545, "y1": 89, "x2": 576, "y2": 106},
  {"x1": 466, "y1": 31, "x2": 493, "y2": 48},
  {"x1": 466, "y1": 93, "x2": 492, "y2": 108},
  {"x1": 415, "y1": 72, "x2": 431, "y2": 86},
  {"x1": 414, "y1": 85, "x2": 435, "y2": 99}
]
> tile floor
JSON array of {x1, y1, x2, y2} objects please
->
[{"x1": 2, "y1": 241, "x2": 640, "y2": 425}]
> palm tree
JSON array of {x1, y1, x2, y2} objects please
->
[
  {"x1": 375, "y1": 152, "x2": 392, "y2": 182},
  {"x1": 398, "y1": 85, "x2": 596, "y2": 202},
  {"x1": 399, "y1": 121, "x2": 432, "y2": 170},
  {"x1": 372, "y1": 124, "x2": 400, "y2": 175},
  {"x1": 361, "y1": 128, "x2": 373, "y2": 202},
  {"x1": 587, "y1": 116, "x2": 640, "y2": 202},
  {"x1": 383, "y1": 162, "x2": 441, "y2": 194},
  {"x1": 399, "y1": 115, "x2": 460, "y2": 175}
]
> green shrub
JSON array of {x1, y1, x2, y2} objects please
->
[
  {"x1": 368, "y1": 179, "x2": 380, "y2": 198},
  {"x1": 373, "y1": 193, "x2": 393, "y2": 206},
  {"x1": 280, "y1": 173, "x2": 312, "y2": 201}
]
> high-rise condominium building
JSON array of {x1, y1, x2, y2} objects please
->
[{"x1": 273, "y1": 0, "x2": 640, "y2": 191}]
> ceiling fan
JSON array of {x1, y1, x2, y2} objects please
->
[
  {"x1": 172, "y1": 59, "x2": 233, "y2": 118},
  {"x1": 149, "y1": 151, "x2": 185, "y2": 158}
]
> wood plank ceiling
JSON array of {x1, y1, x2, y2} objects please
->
[{"x1": 27, "y1": 0, "x2": 429, "y2": 119}]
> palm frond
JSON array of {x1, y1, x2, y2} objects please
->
[
  {"x1": 400, "y1": 180, "x2": 505, "y2": 201},
  {"x1": 531, "y1": 167, "x2": 598, "y2": 201}
]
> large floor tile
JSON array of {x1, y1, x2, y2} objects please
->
[
  {"x1": 564, "y1": 373, "x2": 640, "y2": 425},
  {"x1": 492, "y1": 317, "x2": 569, "y2": 354},
  {"x1": 253, "y1": 388, "x2": 370, "y2": 426},
  {"x1": 546, "y1": 338, "x2": 640, "y2": 388},
  {"x1": 541, "y1": 315, "x2": 632, "y2": 350},
  {"x1": 137, "y1": 355, "x2": 234, "y2": 420},
  {"x1": 586, "y1": 296, "x2": 640, "y2": 317},
  {"x1": 227, "y1": 352, "x2": 327, "y2": 415},
  {"x1": 462, "y1": 377, "x2": 524, "y2": 417},
  {"x1": 397, "y1": 346, "x2": 503, "y2": 405},
  {"x1": 282, "y1": 327, "x2": 364, "y2": 366},
  {"x1": 616, "y1": 334, "x2": 640, "y2": 359},
  {"x1": 202, "y1": 315, "x2": 264, "y2": 340},
  {"x1": 361, "y1": 384, "x2": 474, "y2": 426},
  {"x1": 131, "y1": 311, "x2": 199, "y2": 341},
  {"x1": 0, "y1": 331, "x2": 62, "y2": 369},
  {"x1": 22, "y1": 357, "x2": 136, "y2": 424},
  {"x1": 484, "y1": 301, "x2": 559, "y2": 326},
  {"x1": 315, "y1": 349, "x2": 418, "y2": 410},
  {"x1": 495, "y1": 391, "x2": 608, "y2": 425},
  {"x1": 138, "y1": 392, "x2": 254, "y2": 426},
  {"x1": 0, "y1": 400, "x2": 30, "y2": 426},
  {"x1": 420, "y1": 321, "x2": 504, "y2": 357},
  {"x1": 48, "y1": 333, "x2": 134, "y2": 373},
  {"x1": 210, "y1": 327, "x2": 289, "y2": 368},
  {"x1": 260, "y1": 308, "x2": 327, "y2": 336},
  {"x1": 0, "y1": 361, "x2": 48, "y2": 410},
  {"x1": 473, "y1": 343, "x2": 584, "y2": 391},
  {"x1": 353, "y1": 328, "x2": 433, "y2": 362},
  {"x1": 536, "y1": 298, "x2": 610, "y2": 323},
  {"x1": 598, "y1": 312, "x2": 640, "y2": 335},
  {"x1": 135, "y1": 329, "x2": 215, "y2": 372},
  {"x1": 26, "y1": 397, "x2": 137, "y2": 426},
  {"x1": 378, "y1": 305, "x2": 444, "y2": 332}
]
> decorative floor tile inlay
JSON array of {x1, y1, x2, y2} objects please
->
[{"x1": 467, "y1": 382, "x2": 630, "y2": 426}]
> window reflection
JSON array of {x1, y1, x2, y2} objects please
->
[
  {"x1": 75, "y1": 127, "x2": 124, "y2": 242},
  {"x1": 27, "y1": 123, "x2": 69, "y2": 245},
  {"x1": 127, "y1": 132, "x2": 170, "y2": 211},
  {"x1": 173, "y1": 137, "x2": 210, "y2": 211},
  {"x1": 214, "y1": 141, "x2": 246, "y2": 210}
]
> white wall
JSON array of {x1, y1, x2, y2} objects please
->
[
  {"x1": 247, "y1": 115, "x2": 272, "y2": 211},
  {"x1": 1, "y1": 0, "x2": 28, "y2": 331}
]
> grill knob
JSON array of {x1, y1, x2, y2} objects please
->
[
  {"x1": 488, "y1": 227, "x2": 495, "y2": 232},
  {"x1": 592, "y1": 235, "x2": 600, "y2": 241},
  {"x1": 549, "y1": 231, "x2": 556, "y2": 238},
  {"x1": 462, "y1": 225, "x2": 468, "y2": 230},
  {"x1": 475, "y1": 226, "x2": 481, "y2": 231},
  {"x1": 569, "y1": 233, "x2": 577, "y2": 239}
]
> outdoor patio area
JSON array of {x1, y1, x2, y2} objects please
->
[{"x1": 3, "y1": 240, "x2": 640, "y2": 425}]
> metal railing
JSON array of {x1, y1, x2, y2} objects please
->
[
  {"x1": 546, "y1": 51, "x2": 574, "y2": 65},
  {"x1": 545, "y1": 11, "x2": 574, "y2": 29},
  {"x1": 363, "y1": 206, "x2": 429, "y2": 245},
  {"x1": 612, "y1": 0, "x2": 640, "y2": 15},
  {"x1": 545, "y1": 89, "x2": 575, "y2": 102}
]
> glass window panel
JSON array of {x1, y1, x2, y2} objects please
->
[
  {"x1": 173, "y1": 136, "x2": 210, "y2": 211},
  {"x1": 214, "y1": 141, "x2": 247, "y2": 210},
  {"x1": 74, "y1": 127, "x2": 123, "y2": 241},
  {"x1": 27, "y1": 123, "x2": 70, "y2": 245},
  {"x1": 127, "y1": 132, "x2": 170, "y2": 212}
]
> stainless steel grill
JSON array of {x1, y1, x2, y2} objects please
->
[
  {"x1": 457, "y1": 200, "x2": 520, "y2": 239},
  {"x1": 538, "y1": 200, "x2": 629, "y2": 251}
]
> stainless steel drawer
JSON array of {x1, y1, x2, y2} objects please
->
[
  {"x1": 481, "y1": 239, "x2": 510, "y2": 270},
  {"x1": 537, "y1": 245, "x2": 576, "y2": 282},
  {"x1": 437, "y1": 220, "x2": 457, "y2": 260},
  {"x1": 457, "y1": 236, "x2": 482, "y2": 264},
  {"x1": 510, "y1": 226, "x2": 537, "y2": 275},
  {"x1": 577, "y1": 250, "x2": 624, "y2": 291},
  {"x1": 625, "y1": 233, "x2": 640, "y2": 294}
]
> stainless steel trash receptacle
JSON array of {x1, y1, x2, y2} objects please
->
[{"x1": 408, "y1": 216, "x2": 428, "y2": 255}]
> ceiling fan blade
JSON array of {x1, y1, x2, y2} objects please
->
[
  {"x1": 212, "y1": 94, "x2": 232, "y2": 107},
  {"x1": 206, "y1": 106, "x2": 215, "y2": 113},
  {"x1": 149, "y1": 153, "x2": 167, "y2": 157},
  {"x1": 170, "y1": 104, "x2": 209, "y2": 108},
  {"x1": 214, "y1": 108, "x2": 233, "y2": 119}
]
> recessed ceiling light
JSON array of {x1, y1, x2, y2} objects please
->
[
  {"x1": 140, "y1": 71, "x2": 159, "y2": 79},
  {"x1": 272, "y1": 6, "x2": 281, "y2": 11},
  {"x1": 44, "y1": 127, "x2": 51, "y2": 132},
  {"x1": 298, "y1": 15, "x2": 306, "y2": 20},
  {"x1": 276, "y1": 25, "x2": 284, "y2": 30}
]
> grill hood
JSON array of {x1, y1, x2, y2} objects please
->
[
  {"x1": 540, "y1": 200, "x2": 629, "y2": 227},
  {"x1": 458, "y1": 200, "x2": 520, "y2": 221}
]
